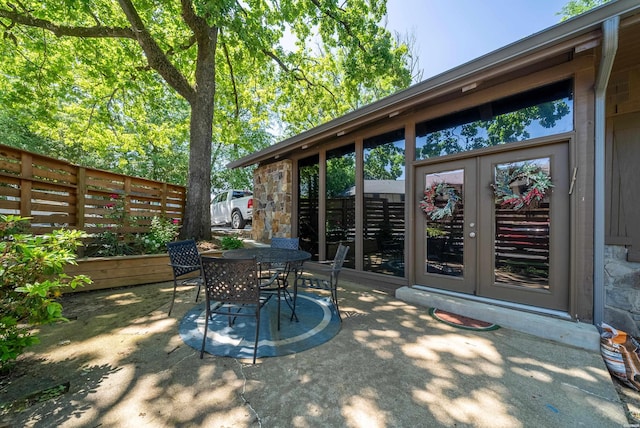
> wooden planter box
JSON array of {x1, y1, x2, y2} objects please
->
[
  {"x1": 64, "y1": 254, "x2": 174, "y2": 293},
  {"x1": 64, "y1": 250, "x2": 224, "y2": 293}
]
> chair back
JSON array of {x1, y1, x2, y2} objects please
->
[
  {"x1": 167, "y1": 239, "x2": 201, "y2": 277},
  {"x1": 200, "y1": 257, "x2": 260, "y2": 305},
  {"x1": 332, "y1": 243, "x2": 350, "y2": 270},
  {"x1": 271, "y1": 237, "x2": 300, "y2": 250}
]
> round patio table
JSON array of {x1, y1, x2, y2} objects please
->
[
  {"x1": 222, "y1": 247, "x2": 311, "y2": 263},
  {"x1": 223, "y1": 247, "x2": 311, "y2": 327}
]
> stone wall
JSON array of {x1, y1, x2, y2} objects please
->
[
  {"x1": 252, "y1": 160, "x2": 293, "y2": 243},
  {"x1": 605, "y1": 245, "x2": 640, "y2": 336}
]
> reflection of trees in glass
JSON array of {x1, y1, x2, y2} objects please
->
[
  {"x1": 298, "y1": 157, "x2": 320, "y2": 260},
  {"x1": 417, "y1": 79, "x2": 574, "y2": 160},
  {"x1": 364, "y1": 143, "x2": 405, "y2": 180},
  {"x1": 418, "y1": 100, "x2": 571, "y2": 159},
  {"x1": 299, "y1": 164, "x2": 319, "y2": 199},
  {"x1": 327, "y1": 153, "x2": 356, "y2": 198}
]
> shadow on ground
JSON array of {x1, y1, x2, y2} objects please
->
[{"x1": 0, "y1": 279, "x2": 634, "y2": 427}]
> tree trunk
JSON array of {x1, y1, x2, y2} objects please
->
[
  {"x1": 181, "y1": 101, "x2": 213, "y2": 241},
  {"x1": 180, "y1": 27, "x2": 218, "y2": 241}
]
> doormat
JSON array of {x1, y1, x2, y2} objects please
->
[{"x1": 429, "y1": 308, "x2": 500, "y2": 331}]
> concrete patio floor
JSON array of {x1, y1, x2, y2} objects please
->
[{"x1": 1, "y1": 279, "x2": 633, "y2": 427}]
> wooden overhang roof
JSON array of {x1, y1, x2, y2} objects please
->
[{"x1": 228, "y1": 0, "x2": 640, "y2": 169}]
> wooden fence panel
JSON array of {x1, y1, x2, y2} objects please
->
[{"x1": 0, "y1": 143, "x2": 186, "y2": 237}]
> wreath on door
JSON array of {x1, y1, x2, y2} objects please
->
[
  {"x1": 492, "y1": 162, "x2": 553, "y2": 210},
  {"x1": 420, "y1": 182, "x2": 461, "y2": 221}
]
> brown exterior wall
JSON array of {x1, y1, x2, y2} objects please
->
[
  {"x1": 242, "y1": 12, "x2": 640, "y2": 328},
  {"x1": 603, "y1": 20, "x2": 640, "y2": 335}
]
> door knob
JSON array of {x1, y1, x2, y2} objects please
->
[{"x1": 469, "y1": 232, "x2": 476, "y2": 238}]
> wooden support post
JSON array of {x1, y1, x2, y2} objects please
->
[
  {"x1": 20, "y1": 153, "x2": 32, "y2": 218},
  {"x1": 76, "y1": 167, "x2": 86, "y2": 229}
]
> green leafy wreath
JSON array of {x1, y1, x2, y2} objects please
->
[
  {"x1": 420, "y1": 182, "x2": 460, "y2": 220},
  {"x1": 493, "y1": 162, "x2": 553, "y2": 210}
]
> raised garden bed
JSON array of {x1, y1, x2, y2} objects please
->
[{"x1": 64, "y1": 247, "x2": 223, "y2": 292}]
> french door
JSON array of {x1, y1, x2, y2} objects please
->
[{"x1": 415, "y1": 143, "x2": 570, "y2": 311}]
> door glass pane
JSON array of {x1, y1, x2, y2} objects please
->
[
  {"x1": 422, "y1": 169, "x2": 464, "y2": 277},
  {"x1": 493, "y1": 158, "x2": 551, "y2": 289},
  {"x1": 298, "y1": 155, "x2": 319, "y2": 261},
  {"x1": 327, "y1": 144, "x2": 355, "y2": 268},
  {"x1": 363, "y1": 129, "x2": 405, "y2": 277}
]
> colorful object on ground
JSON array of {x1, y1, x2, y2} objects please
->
[{"x1": 429, "y1": 308, "x2": 500, "y2": 331}]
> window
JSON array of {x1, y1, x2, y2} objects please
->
[
  {"x1": 416, "y1": 80, "x2": 574, "y2": 160},
  {"x1": 326, "y1": 144, "x2": 356, "y2": 268},
  {"x1": 298, "y1": 155, "x2": 319, "y2": 261},
  {"x1": 363, "y1": 129, "x2": 405, "y2": 277}
]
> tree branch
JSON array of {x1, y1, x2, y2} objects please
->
[
  {"x1": 117, "y1": 0, "x2": 196, "y2": 103},
  {"x1": 309, "y1": 0, "x2": 366, "y2": 53},
  {"x1": 262, "y1": 48, "x2": 338, "y2": 108},
  {"x1": 0, "y1": 2, "x2": 198, "y2": 104},
  {"x1": 220, "y1": 31, "x2": 239, "y2": 118},
  {"x1": 0, "y1": 7, "x2": 135, "y2": 39},
  {"x1": 178, "y1": 0, "x2": 217, "y2": 105}
]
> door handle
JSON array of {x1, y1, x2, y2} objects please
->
[{"x1": 469, "y1": 232, "x2": 476, "y2": 238}]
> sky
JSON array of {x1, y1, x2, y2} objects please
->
[{"x1": 384, "y1": 0, "x2": 571, "y2": 79}]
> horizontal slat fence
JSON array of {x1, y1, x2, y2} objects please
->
[{"x1": 0, "y1": 144, "x2": 186, "y2": 238}]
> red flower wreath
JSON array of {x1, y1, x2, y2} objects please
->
[{"x1": 493, "y1": 162, "x2": 553, "y2": 210}]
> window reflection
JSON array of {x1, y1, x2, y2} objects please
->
[
  {"x1": 298, "y1": 155, "x2": 319, "y2": 261},
  {"x1": 416, "y1": 80, "x2": 573, "y2": 160},
  {"x1": 327, "y1": 144, "x2": 356, "y2": 268},
  {"x1": 423, "y1": 169, "x2": 464, "y2": 277},
  {"x1": 363, "y1": 129, "x2": 405, "y2": 277},
  {"x1": 493, "y1": 158, "x2": 551, "y2": 289}
]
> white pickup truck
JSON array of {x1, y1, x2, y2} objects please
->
[{"x1": 210, "y1": 190, "x2": 253, "y2": 229}]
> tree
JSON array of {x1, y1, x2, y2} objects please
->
[
  {"x1": 558, "y1": 0, "x2": 611, "y2": 21},
  {"x1": 0, "y1": 1, "x2": 412, "y2": 240}
]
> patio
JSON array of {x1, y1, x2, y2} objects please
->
[{"x1": 1, "y1": 279, "x2": 632, "y2": 427}]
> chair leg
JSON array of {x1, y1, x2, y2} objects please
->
[
  {"x1": 253, "y1": 306, "x2": 260, "y2": 364},
  {"x1": 276, "y1": 288, "x2": 281, "y2": 331},
  {"x1": 168, "y1": 279, "x2": 178, "y2": 316},
  {"x1": 332, "y1": 286, "x2": 342, "y2": 321},
  {"x1": 200, "y1": 305, "x2": 210, "y2": 359},
  {"x1": 290, "y1": 280, "x2": 301, "y2": 322}
]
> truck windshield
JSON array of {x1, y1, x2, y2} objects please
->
[{"x1": 231, "y1": 190, "x2": 252, "y2": 199}]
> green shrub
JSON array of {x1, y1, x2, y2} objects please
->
[
  {"x1": 87, "y1": 215, "x2": 180, "y2": 257},
  {"x1": 136, "y1": 217, "x2": 181, "y2": 254},
  {"x1": 220, "y1": 236, "x2": 244, "y2": 250},
  {"x1": 0, "y1": 215, "x2": 91, "y2": 370}
]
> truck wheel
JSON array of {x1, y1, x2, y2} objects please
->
[{"x1": 231, "y1": 210, "x2": 246, "y2": 229}]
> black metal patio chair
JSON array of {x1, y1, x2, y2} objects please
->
[
  {"x1": 260, "y1": 258, "x2": 304, "y2": 330},
  {"x1": 199, "y1": 256, "x2": 264, "y2": 364},
  {"x1": 166, "y1": 239, "x2": 203, "y2": 316},
  {"x1": 270, "y1": 237, "x2": 300, "y2": 250},
  {"x1": 294, "y1": 243, "x2": 349, "y2": 321},
  {"x1": 259, "y1": 237, "x2": 303, "y2": 329}
]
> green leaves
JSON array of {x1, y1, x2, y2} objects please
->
[
  {"x1": 558, "y1": 0, "x2": 611, "y2": 21},
  {"x1": 0, "y1": 215, "x2": 91, "y2": 368},
  {"x1": 0, "y1": 0, "x2": 414, "y2": 239}
]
